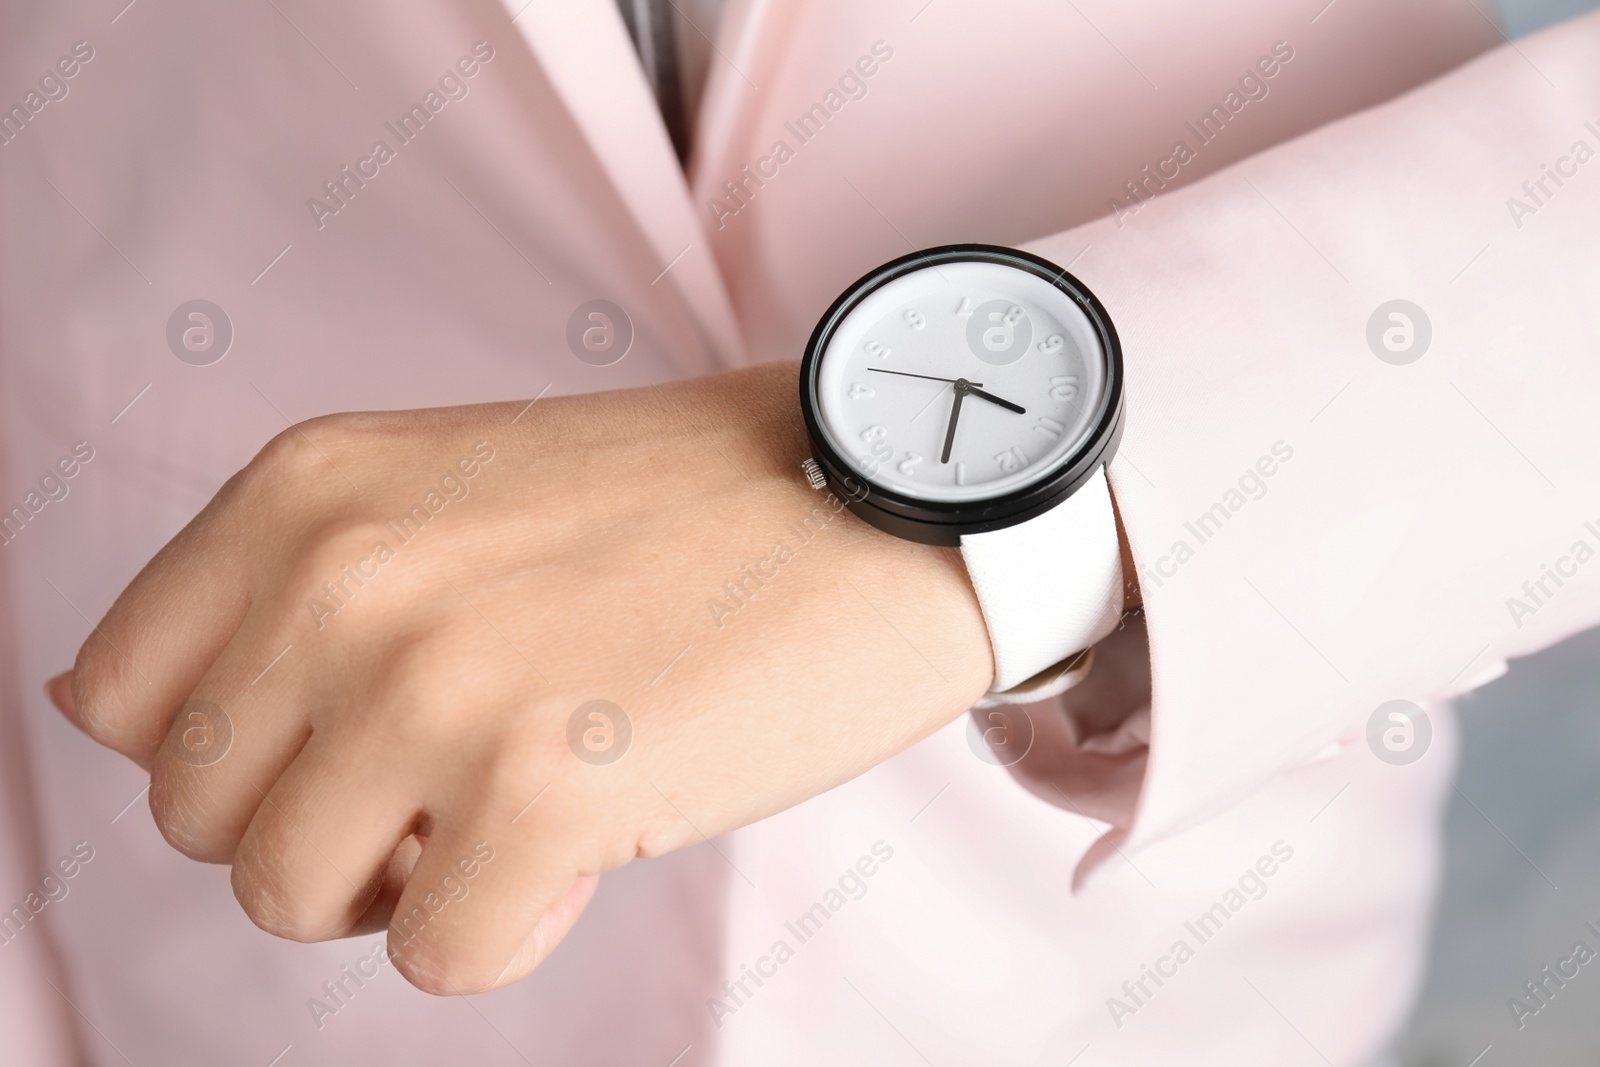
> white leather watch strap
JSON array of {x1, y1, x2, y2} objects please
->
[{"x1": 959, "y1": 466, "x2": 1123, "y2": 696}]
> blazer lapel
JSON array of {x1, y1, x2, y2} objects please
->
[{"x1": 500, "y1": 0, "x2": 746, "y2": 365}]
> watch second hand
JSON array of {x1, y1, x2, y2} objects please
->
[
  {"x1": 867, "y1": 368, "x2": 983, "y2": 387},
  {"x1": 865, "y1": 367, "x2": 1024, "y2": 413}
]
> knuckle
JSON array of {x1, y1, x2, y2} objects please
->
[
  {"x1": 385, "y1": 942, "x2": 458, "y2": 997},
  {"x1": 373, "y1": 696, "x2": 448, "y2": 752},
  {"x1": 230, "y1": 822, "x2": 344, "y2": 943},
  {"x1": 240, "y1": 414, "x2": 363, "y2": 498},
  {"x1": 252, "y1": 422, "x2": 329, "y2": 481},
  {"x1": 359, "y1": 640, "x2": 464, "y2": 744},
  {"x1": 290, "y1": 518, "x2": 402, "y2": 632},
  {"x1": 230, "y1": 809, "x2": 358, "y2": 940},
  {"x1": 231, "y1": 863, "x2": 318, "y2": 943},
  {"x1": 70, "y1": 635, "x2": 128, "y2": 747},
  {"x1": 480, "y1": 743, "x2": 546, "y2": 806},
  {"x1": 385, "y1": 936, "x2": 501, "y2": 997},
  {"x1": 295, "y1": 519, "x2": 392, "y2": 582},
  {"x1": 147, "y1": 759, "x2": 233, "y2": 863}
]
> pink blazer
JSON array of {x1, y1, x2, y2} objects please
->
[{"x1": 1, "y1": 0, "x2": 1594, "y2": 1062}]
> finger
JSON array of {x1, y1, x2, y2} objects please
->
[
  {"x1": 385, "y1": 781, "x2": 592, "y2": 996},
  {"x1": 147, "y1": 610, "x2": 314, "y2": 863},
  {"x1": 70, "y1": 487, "x2": 256, "y2": 764},
  {"x1": 347, "y1": 834, "x2": 426, "y2": 937},
  {"x1": 392, "y1": 870, "x2": 599, "y2": 992},
  {"x1": 230, "y1": 730, "x2": 423, "y2": 943},
  {"x1": 148, "y1": 516, "x2": 421, "y2": 853},
  {"x1": 512, "y1": 874, "x2": 599, "y2": 977},
  {"x1": 69, "y1": 425, "x2": 351, "y2": 766}
]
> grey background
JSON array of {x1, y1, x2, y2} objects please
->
[
  {"x1": 1491, "y1": 0, "x2": 1598, "y2": 37},
  {"x1": 1394, "y1": 3, "x2": 1600, "y2": 1064},
  {"x1": 1398, "y1": 628, "x2": 1600, "y2": 1065}
]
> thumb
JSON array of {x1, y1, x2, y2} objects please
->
[{"x1": 489, "y1": 875, "x2": 600, "y2": 990}]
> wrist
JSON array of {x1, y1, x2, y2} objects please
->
[{"x1": 717, "y1": 360, "x2": 995, "y2": 716}]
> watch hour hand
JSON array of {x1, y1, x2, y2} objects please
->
[{"x1": 966, "y1": 385, "x2": 1025, "y2": 414}]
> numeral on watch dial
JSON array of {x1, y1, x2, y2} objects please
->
[
  {"x1": 995, "y1": 446, "x2": 1027, "y2": 473},
  {"x1": 1049, "y1": 375, "x2": 1079, "y2": 400}
]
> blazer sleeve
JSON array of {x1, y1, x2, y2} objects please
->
[{"x1": 1020, "y1": 9, "x2": 1600, "y2": 856}]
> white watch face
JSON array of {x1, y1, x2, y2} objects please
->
[{"x1": 814, "y1": 259, "x2": 1110, "y2": 503}]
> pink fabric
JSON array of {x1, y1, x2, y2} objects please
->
[{"x1": 2, "y1": 0, "x2": 1595, "y2": 1062}]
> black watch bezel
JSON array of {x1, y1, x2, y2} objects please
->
[{"x1": 799, "y1": 243, "x2": 1124, "y2": 547}]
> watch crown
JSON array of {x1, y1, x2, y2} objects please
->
[{"x1": 800, "y1": 458, "x2": 827, "y2": 490}]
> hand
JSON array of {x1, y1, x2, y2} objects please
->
[
  {"x1": 941, "y1": 380, "x2": 968, "y2": 463},
  {"x1": 50, "y1": 362, "x2": 993, "y2": 994},
  {"x1": 964, "y1": 385, "x2": 1025, "y2": 414},
  {"x1": 867, "y1": 368, "x2": 982, "y2": 386}
]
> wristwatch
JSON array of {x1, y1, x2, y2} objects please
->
[{"x1": 798, "y1": 244, "x2": 1126, "y2": 701}]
